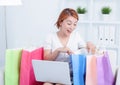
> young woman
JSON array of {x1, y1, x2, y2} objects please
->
[{"x1": 43, "y1": 8, "x2": 96, "y2": 85}]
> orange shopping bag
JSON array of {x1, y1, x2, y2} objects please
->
[{"x1": 86, "y1": 55, "x2": 97, "y2": 85}]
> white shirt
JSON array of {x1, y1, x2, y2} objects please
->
[{"x1": 44, "y1": 31, "x2": 86, "y2": 62}]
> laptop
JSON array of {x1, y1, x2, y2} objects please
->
[{"x1": 32, "y1": 60, "x2": 71, "y2": 85}]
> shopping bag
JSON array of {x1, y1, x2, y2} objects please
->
[
  {"x1": 96, "y1": 54, "x2": 104, "y2": 85},
  {"x1": 103, "y1": 52, "x2": 115, "y2": 85},
  {"x1": 70, "y1": 54, "x2": 86, "y2": 85},
  {"x1": 86, "y1": 55, "x2": 97, "y2": 85},
  {"x1": 97, "y1": 52, "x2": 114, "y2": 85},
  {"x1": 20, "y1": 47, "x2": 44, "y2": 85},
  {"x1": 5, "y1": 49, "x2": 22, "y2": 85},
  {"x1": 116, "y1": 68, "x2": 120, "y2": 85}
]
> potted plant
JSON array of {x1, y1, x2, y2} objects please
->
[
  {"x1": 101, "y1": 6, "x2": 112, "y2": 14},
  {"x1": 77, "y1": 6, "x2": 87, "y2": 14},
  {"x1": 101, "y1": 6, "x2": 112, "y2": 20},
  {"x1": 76, "y1": 6, "x2": 87, "y2": 20}
]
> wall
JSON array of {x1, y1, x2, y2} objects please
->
[
  {"x1": 1, "y1": 0, "x2": 120, "y2": 67},
  {"x1": 0, "y1": 0, "x2": 61, "y2": 67},
  {"x1": 6, "y1": 0, "x2": 60, "y2": 48}
]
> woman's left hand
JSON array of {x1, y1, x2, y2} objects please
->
[{"x1": 86, "y1": 42, "x2": 96, "y2": 54}]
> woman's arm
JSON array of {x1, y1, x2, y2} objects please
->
[
  {"x1": 44, "y1": 47, "x2": 74, "y2": 61},
  {"x1": 44, "y1": 49, "x2": 59, "y2": 61}
]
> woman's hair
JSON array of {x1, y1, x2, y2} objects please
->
[{"x1": 55, "y1": 8, "x2": 79, "y2": 29}]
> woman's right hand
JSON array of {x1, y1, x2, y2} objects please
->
[{"x1": 57, "y1": 47, "x2": 74, "y2": 55}]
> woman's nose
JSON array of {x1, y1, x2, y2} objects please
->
[{"x1": 70, "y1": 26, "x2": 75, "y2": 30}]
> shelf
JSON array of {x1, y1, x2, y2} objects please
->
[
  {"x1": 97, "y1": 44, "x2": 118, "y2": 50},
  {"x1": 78, "y1": 20, "x2": 120, "y2": 25},
  {"x1": 78, "y1": 21, "x2": 90, "y2": 24},
  {"x1": 92, "y1": 21, "x2": 120, "y2": 25},
  {"x1": 61, "y1": 0, "x2": 120, "y2": 66}
]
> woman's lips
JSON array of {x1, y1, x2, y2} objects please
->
[{"x1": 67, "y1": 30, "x2": 72, "y2": 33}]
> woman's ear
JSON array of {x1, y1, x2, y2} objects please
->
[{"x1": 60, "y1": 22, "x2": 62, "y2": 26}]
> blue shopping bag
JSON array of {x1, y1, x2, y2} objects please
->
[{"x1": 70, "y1": 54, "x2": 86, "y2": 85}]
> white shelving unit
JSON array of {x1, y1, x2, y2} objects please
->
[{"x1": 60, "y1": 0, "x2": 120, "y2": 66}]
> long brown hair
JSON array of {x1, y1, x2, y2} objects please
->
[{"x1": 56, "y1": 8, "x2": 79, "y2": 29}]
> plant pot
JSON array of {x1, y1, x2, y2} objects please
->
[
  {"x1": 78, "y1": 14, "x2": 86, "y2": 20},
  {"x1": 102, "y1": 14, "x2": 111, "y2": 21}
]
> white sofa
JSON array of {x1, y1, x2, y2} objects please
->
[
  {"x1": 0, "y1": 66, "x2": 119, "y2": 85},
  {"x1": 0, "y1": 50, "x2": 119, "y2": 85},
  {"x1": 0, "y1": 66, "x2": 4, "y2": 85}
]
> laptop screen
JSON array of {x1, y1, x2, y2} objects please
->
[{"x1": 32, "y1": 60, "x2": 71, "y2": 85}]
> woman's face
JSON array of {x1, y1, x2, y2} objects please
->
[{"x1": 60, "y1": 16, "x2": 78, "y2": 36}]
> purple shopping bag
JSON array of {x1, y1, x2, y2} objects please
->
[{"x1": 97, "y1": 52, "x2": 115, "y2": 85}]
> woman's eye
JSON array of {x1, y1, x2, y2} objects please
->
[
  {"x1": 74, "y1": 24, "x2": 77, "y2": 26},
  {"x1": 67, "y1": 23, "x2": 71, "y2": 25}
]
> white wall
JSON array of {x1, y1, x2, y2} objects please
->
[
  {"x1": 1, "y1": 0, "x2": 120, "y2": 67},
  {"x1": 6, "y1": 0, "x2": 60, "y2": 48},
  {"x1": 0, "y1": 0, "x2": 61, "y2": 66}
]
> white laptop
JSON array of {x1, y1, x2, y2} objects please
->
[{"x1": 32, "y1": 60, "x2": 71, "y2": 85}]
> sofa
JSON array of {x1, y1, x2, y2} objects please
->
[
  {"x1": 0, "y1": 66, "x2": 4, "y2": 85},
  {"x1": 0, "y1": 47, "x2": 43, "y2": 85},
  {"x1": 0, "y1": 48, "x2": 120, "y2": 85}
]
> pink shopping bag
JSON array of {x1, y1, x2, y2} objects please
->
[
  {"x1": 86, "y1": 55, "x2": 97, "y2": 85},
  {"x1": 20, "y1": 47, "x2": 44, "y2": 85},
  {"x1": 97, "y1": 52, "x2": 115, "y2": 85}
]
